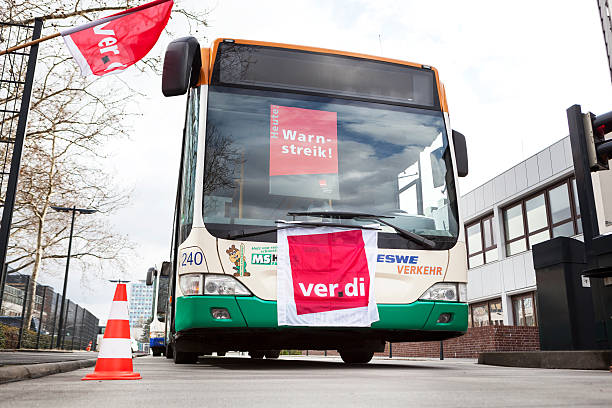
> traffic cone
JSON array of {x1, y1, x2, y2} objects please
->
[
  {"x1": 85, "y1": 341, "x2": 92, "y2": 352},
  {"x1": 82, "y1": 283, "x2": 141, "y2": 380}
]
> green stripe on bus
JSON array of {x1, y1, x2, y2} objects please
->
[
  {"x1": 175, "y1": 296, "x2": 468, "y2": 332},
  {"x1": 175, "y1": 296, "x2": 247, "y2": 332}
]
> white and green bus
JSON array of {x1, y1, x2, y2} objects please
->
[{"x1": 160, "y1": 37, "x2": 470, "y2": 364}]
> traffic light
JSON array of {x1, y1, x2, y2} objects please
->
[{"x1": 583, "y1": 110, "x2": 612, "y2": 171}]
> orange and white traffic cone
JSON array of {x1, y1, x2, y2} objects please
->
[
  {"x1": 85, "y1": 341, "x2": 92, "y2": 352},
  {"x1": 82, "y1": 283, "x2": 141, "y2": 380}
]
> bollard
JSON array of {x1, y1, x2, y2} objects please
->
[
  {"x1": 440, "y1": 341, "x2": 444, "y2": 360},
  {"x1": 389, "y1": 342, "x2": 392, "y2": 358}
]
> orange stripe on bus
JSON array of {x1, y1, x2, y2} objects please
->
[{"x1": 197, "y1": 47, "x2": 210, "y2": 86}]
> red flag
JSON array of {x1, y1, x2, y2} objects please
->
[{"x1": 61, "y1": 0, "x2": 173, "y2": 76}]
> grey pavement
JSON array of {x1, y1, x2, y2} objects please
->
[
  {"x1": 1, "y1": 354, "x2": 611, "y2": 407},
  {"x1": 0, "y1": 351, "x2": 98, "y2": 367}
]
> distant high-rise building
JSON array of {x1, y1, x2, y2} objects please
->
[{"x1": 128, "y1": 280, "x2": 154, "y2": 328}]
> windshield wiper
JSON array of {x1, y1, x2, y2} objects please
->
[
  {"x1": 226, "y1": 220, "x2": 379, "y2": 240},
  {"x1": 287, "y1": 211, "x2": 436, "y2": 249},
  {"x1": 275, "y1": 220, "x2": 380, "y2": 230}
]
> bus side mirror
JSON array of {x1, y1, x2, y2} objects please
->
[
  {"x1": 162, "y1": 36, "x2": 202, "y2": 97},
  {"x1": 145, "y1": 267, "x2": 157, "y2": 286},
  {"x1": 452, "y1": 130, "x2": 468, "y2": 177},
  {"x1": 160, "y1": 261, "x2": 171, "y2": 277}
]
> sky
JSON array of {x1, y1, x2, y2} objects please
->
[{"x1": 34, "y1": 0, "x2": 612, "y2": 323}]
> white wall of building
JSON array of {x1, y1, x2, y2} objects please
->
[{"x1": 460, "y1": 136, "x2": 576, "y2": 325}]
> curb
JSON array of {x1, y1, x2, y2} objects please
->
[
  {"x1": 478, "y1": 350, "x2": 612, "y2": 370},
  {"x1": 0, "y1": 358, "x2": 96, "y2": 384}
]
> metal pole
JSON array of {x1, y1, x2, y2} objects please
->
[
  {"x1": 60, "y1": 301, "x2": 70, "y2": 349},
  {"x1": 35, "y1": 286, "x2": 47, "y2": 349},
  {"x1": 389, "y1": 342, "x2": 392, "y2": 358},
  {"x1": 17, "y1": 276, "x2": 30, "y2": 348},
  {"x1": 55, "y1": 207, "x2": 76, "y2": 348},
  {"x1": 567, "y1": 105, "x2": 600, "y2": 258},
  {"x1": 80, "y1": 307, "x2": 86, "y2": 350},
  {"x1": 439, "y1": 341, "x2": 444, "y2": 360},
  {"x1": 71, "y1": 305, "x2": 79, "y2": 350},
  {"x1": 0, "y1": 19, "x2": 43, "y2": 307},
  {"x1": 0, "y1": 263, "x2": 7, "y2": 313},
  {"x1": 49, "y1": 294, "x2": 59, "y2": 349}
]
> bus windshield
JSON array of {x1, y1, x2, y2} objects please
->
[{"x1": 203, "y1": 85, "x2": 459, "y2": 249}]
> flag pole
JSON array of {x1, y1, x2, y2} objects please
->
[
  {"x1": 0, "y1": 0, "x2": 172, "y2": 57},
  {"x1": 0, "y1": 32, "x2": 60, "y2": 56}
]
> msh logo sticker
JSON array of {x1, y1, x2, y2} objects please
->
[
  {"x1": 251, "y1": 245, "x2": 277, "y2": 266},
  {"x1": 377, "y1": 254, "x2": 443, "y2": 276}
]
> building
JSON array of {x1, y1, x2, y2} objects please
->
[
  {"x1": 0, "y1": 272, "x2": 100, "y2": 350},
  {"x1": 461, "y1": 135, "x2": 612, "y2": 329},
  {"x1": 356, "y1": 134, "x2": 612, "y2": 358},
  {"x1": 128, "y1": 280, "x2": 154, "y2": 328}
]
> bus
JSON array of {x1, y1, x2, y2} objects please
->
[
  {"x1": 145, "y1": 263, "x2": 171, "y2": 356},
  {"x1": 160, "y1": 37, "x2": 470, "y2": 364}
]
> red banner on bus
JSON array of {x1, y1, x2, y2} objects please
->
[
  {"x1": 289, "y1": 230, "x2": 370, "y2": 315},
  {"x1": 269, "y1": 105, "x2": 338, "y2": 176},
  {"x1": 277, "y1": 227, "x2": 379, "y2": 327}
]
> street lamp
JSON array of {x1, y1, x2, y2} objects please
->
[{"x1": 51, "y1": 205, "x2": 97, "y2": 349}]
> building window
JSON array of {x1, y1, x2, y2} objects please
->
[
  {"x1": 502, "y1": 177, "x2": 582, "y2": 256},
  {"x1": 512, "y1": 292, "x2": 537, "y2": 326},
  {"x1": 468, "y1": 298, "x2": 503, "y2": 327},
  {"x1": 466, "y1": 214, "x2": 497, "y2": 268}
]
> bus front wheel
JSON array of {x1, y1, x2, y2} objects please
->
[
  {"x1": 264, "y1": 350, "x2": 280, "y2": 359},
  {"x1": 174, "y1": 350, "x2": 199, "y2": 364},
  {"x1": 339, "y1": 350, "x2": 374, "y2": 364},
  {"x1": 249, "y1": 351, "x2": 265, "y2": 359}
]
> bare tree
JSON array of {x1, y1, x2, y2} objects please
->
[{"x1": 0, "y1": 1, "x2": 208, "y2": 329}]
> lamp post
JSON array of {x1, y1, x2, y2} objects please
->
[{"x1": 52, "y1": 205, "x2": 97, "y2": 349}]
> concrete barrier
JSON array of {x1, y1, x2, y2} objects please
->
[{"x1": 478, "y1": 350, "x2": 612, "y2": 370}]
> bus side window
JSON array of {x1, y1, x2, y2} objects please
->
[{"x1": 179, "y1": 86, "x2": 201, "y2": 243}]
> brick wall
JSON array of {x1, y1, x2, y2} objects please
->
[{"x1": 304, "y1": 326, "x2": 540, "y2": 358}]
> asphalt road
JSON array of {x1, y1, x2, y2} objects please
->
[{"x1": 1, "y1": 355, "x2": 611, "y2": 407}]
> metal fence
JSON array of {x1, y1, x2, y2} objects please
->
[
  {"x1": 0, "y1": 19, "x2": 42, "y2": 318},
  {"x1": 0, "y1": 271, "x2": 99, "y2": 350}
]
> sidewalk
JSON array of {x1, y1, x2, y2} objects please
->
[{"x1": 0, "y1": 350, "x2": 98, "y2": 384}]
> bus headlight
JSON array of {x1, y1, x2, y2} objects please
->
[
  {"x1": 204, "y1": 274, "x2": 251, "y2": 296},
  {"x1": 419, "y1": 283, "x2": 467, "y2": 302},
  {"x1": 179, "y1": 273, "x2": 252, "y2": 296},
  {"x1": 179, "y1": 274, "x2": 203, "y2": 295}
]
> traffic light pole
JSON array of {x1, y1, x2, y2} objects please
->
[{"x1": 566, "y1": 105, "x2": 600, "y2": 256}]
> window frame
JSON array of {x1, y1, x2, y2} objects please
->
[
  {"x1": 511, "y1": 291, "x2": 538, "y2": 327},
  {"x1": 468, "y1": 297, "x2": 504, "y2": 327},
  {"x1": 502, "y1": 177, "x2": 582, "y2": 256},
  {"x1": 465, "y1": 213, "x2": 497, "y2": 268}
]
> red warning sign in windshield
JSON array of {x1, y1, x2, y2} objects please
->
[{"x1": 269, "y1": 105, "x2": 338, "y2": 176}]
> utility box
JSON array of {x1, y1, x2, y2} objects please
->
[{"x1": 532, "y1": 237, "x2": 600, "y2": 350}]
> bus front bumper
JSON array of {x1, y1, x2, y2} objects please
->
[{"x1": 174, "y1": 295, "x2": 468, "y2": 334}]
